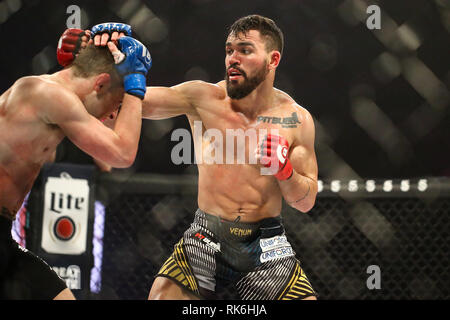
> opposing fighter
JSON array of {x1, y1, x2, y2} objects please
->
[
  {"x1": 68, "y1": 15, "x2": 318, "y2": 300},
  {"x1": 0, "y1": 35, "x2": 152, "y2": 299}
]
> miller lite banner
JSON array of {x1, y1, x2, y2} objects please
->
[
  {"x1": 41, "y1": 175, "x2": 90, "y2": 254},
  {"x1": 28, "y1": 163, "x2": 96, "y2": 299}
]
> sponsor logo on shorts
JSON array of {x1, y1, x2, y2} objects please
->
[
  {"x1": 229, "y1": 227, "x2": 252, "y2": 237},
  {"x1": 260, "y1": 235, "x2": 289, "y2": 252},
  {"x1": 194, "y1": 232, "x2": 221, "y2": 252},
  {"x1": 260, "y1": 246, "x2": 294, "y2": 263}
]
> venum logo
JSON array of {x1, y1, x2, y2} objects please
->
[{"x1": 229, "y1": 227, "x2": 252, "y2": 237}]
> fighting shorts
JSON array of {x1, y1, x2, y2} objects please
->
[
  {"x1": 0, "y1": 216, "x2": 67, "y2": 299},
  {"x1": 155, "y1": 209, "x2": 316, "y2": 299}
]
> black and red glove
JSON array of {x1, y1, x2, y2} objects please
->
[
  {"x1": 258, "y1": 134, "x2": 293, "y2": 181},
  {"x1": 56, "y1": 28, "x2": 89, "y2": 67}
]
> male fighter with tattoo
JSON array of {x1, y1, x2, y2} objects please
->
[{"x1": 65, "y1": 15, "x2": 318, "y2": 300}]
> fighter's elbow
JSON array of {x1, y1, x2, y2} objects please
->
[
  {"x1": 107, "y1": 147, "x2": 136, "y2": 168},
  {"x1": 290, "y1": 198, "x2": 316, "y2": 214},
  {"x1": 117, "y1": 153, "x2": 136, "y2": 168}
]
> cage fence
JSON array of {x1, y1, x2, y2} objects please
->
[{"x1": 84, "y1": 174, "x2": 450, "y2": 300}]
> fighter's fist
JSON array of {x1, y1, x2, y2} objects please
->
[
  {"x1": 108, "y1": 36, "x2": 152, "y2": 99},
  {"x1": 56, "y1": 28, "x2": 91, "y2": 67},
  {"x1": 91, "y1": 22, "x2": 132, "y2": 46},
  {"x1": 257, "y1": 134, "x2": 293, "y2": 181}
]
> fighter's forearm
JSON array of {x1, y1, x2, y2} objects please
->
[
  {"x1": 110, "y1": 93, "x2": 142, "y2": 166},
  {"x1": 278, "y1": 171, "x2": 317, "y2": 213}
]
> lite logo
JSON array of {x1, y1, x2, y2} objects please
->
[
  {"x1": 49, "y1": 192, "x2": 85, "y2": 214},
  {"x1": 41, "y1": 175, "x2": 90, "y2": 255}
]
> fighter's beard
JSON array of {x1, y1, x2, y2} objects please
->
[{"x1": 225, "y1": 64, "x2": 268, "y2": 100}]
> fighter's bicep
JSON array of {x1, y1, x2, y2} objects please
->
[
  {"x1": 289, "y1": 143, "x2": 318, "y2": 180},
  {"x1": 142, "y1": 86, "x2": 193, "y2": 119},
  {"x1": 142, "y1": 81, "x2": 211, "y2": 119}
]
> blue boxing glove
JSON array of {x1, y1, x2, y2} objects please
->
[
  {"x1": 91, "y1": 22, "x2": 132, "y2": 37},
  {"x1": 112, "y1": 36, "x2": 152, "y2": 99}
]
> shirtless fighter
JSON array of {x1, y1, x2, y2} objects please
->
[
  {"x1": 68, "y1": 15, "x2": 318, "y2": 300},
  {"x1": 0, "y1": 35, "x2": 151, "y2": 299}
]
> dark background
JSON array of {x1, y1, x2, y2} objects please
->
[{"x1": 1, "y1": 0, "x2": 449, "y2": 179}]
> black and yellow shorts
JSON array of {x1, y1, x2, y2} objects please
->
[{"x1": 155, "y1": 209, "x2": 316, "y2": 300}]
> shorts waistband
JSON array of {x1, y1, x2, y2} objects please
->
[{"x1": 194, "y1": 208, "x2": 284, "y2": 241}]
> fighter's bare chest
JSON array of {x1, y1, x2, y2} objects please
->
[
  {"x1": 11, "y1": 114, "x2": 64, "y2": 161},
  {"x1": 192, "y1": 105, "x2": 302, "y2": 146}
]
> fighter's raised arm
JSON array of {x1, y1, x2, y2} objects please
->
[
  {"x1": 57, "y1": 23, "x2": 208, "y2": 120},
  {"x1": 39, "y1": 83, "x2": 141, "y2": 168},
  {"x1": 53, "y1": 35, "x2": 151, "y2": 167}
]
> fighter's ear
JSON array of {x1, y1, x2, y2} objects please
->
[
  {"x1": 268, "y1": 50, "x2": 281, "y2": 70},
  {"x1": 94, "y1": 73, "x2": 112, "y2": 93}
]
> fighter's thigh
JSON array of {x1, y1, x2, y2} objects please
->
[{"x1": 148, "y1": 276, "x2": 200, "y2": 300}]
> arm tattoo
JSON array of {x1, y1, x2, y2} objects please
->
[{"x1": 288, "y1": 183, "x2": 310, "y2": 205}]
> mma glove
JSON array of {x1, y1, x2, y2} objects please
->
[
  {"x1": 90, "y1": 22, "x2": 132, "y2": 38},
  {"x1": 56, "y1": 28, "x2": 86, "y2": 67},
  {"x1": 57, "y1": 23, "x2": 132, "y2": 67},
  {"x1": 259, "y1": 134, "x2": 293, "y2": 181},
  {"x1": 113, "y1": 36, "x2": 152, "y2": 100}
]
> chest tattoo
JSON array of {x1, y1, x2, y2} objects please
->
[{"x1": 256, "y1": 112, "x2": 301, "y2": 128}]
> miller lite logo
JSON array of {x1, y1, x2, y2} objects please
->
[
  {"x1": 41, "y1": 173, "x2": 90, "y2": 255},
  {"x1": 54, "y1": 216, "x2": 76, "y2": 241}
]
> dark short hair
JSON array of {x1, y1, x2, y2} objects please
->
[
  {"x1": 228, "y1": 14, "x2": 284, "y2": 56},
  {"x1": 71, "y1": 44, "x2": 122, "y2": 87}
]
